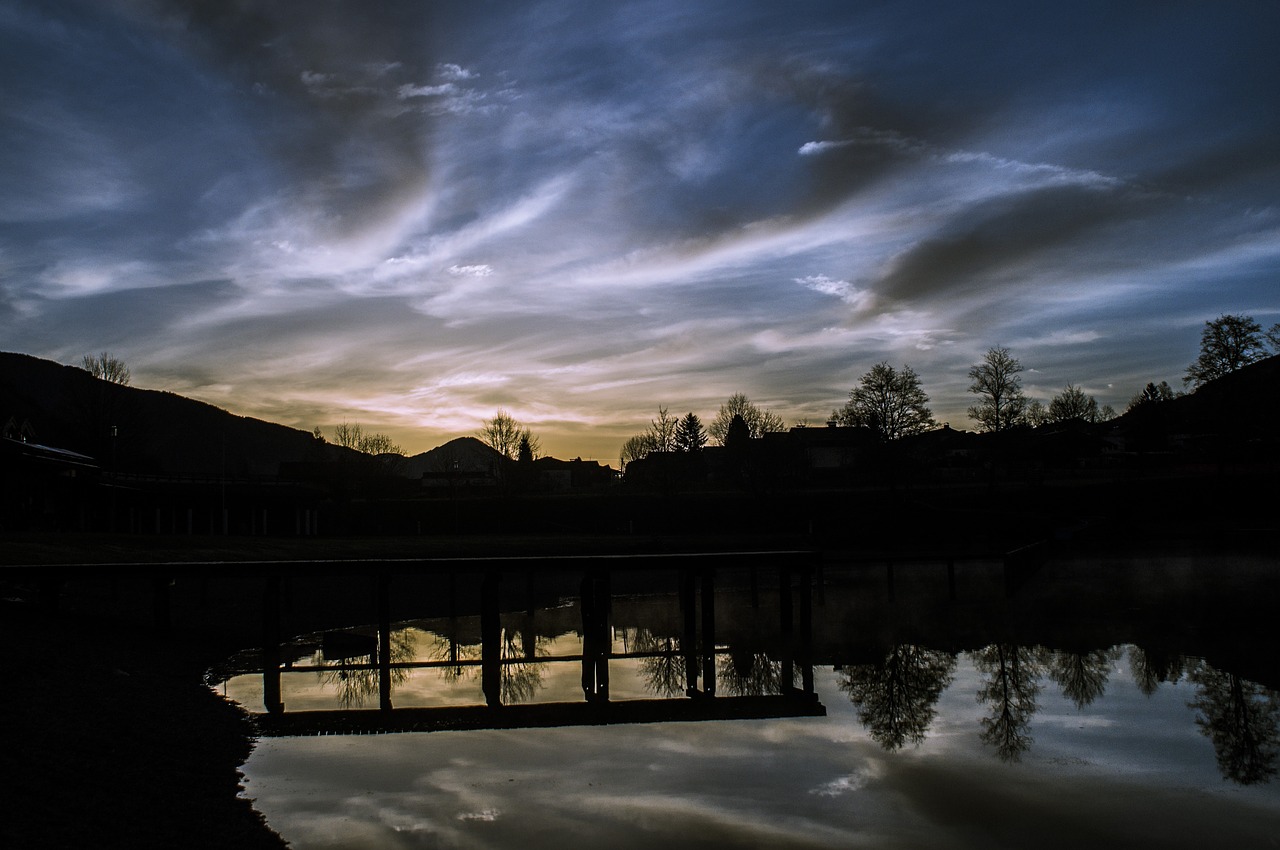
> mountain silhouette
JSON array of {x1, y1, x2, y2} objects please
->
[{"x1": 1, "y1": 351, "x2": 361, "y2": 477}]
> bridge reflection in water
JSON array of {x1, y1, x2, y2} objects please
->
[{"x1": 249, "y1": 553, "x2": 826, "y2": 737}]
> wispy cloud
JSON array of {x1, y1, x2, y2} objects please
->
[
  {"x1": 2, "y1": 1, "x2": 1277, "y2": 460},
  {"x1": 794, "y1": 274, "x2": 873, "y2": 310},
  {"x1": 447, "y1": 264, "x2": 494, "y2": 277}
]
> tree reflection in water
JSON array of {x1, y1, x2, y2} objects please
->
[
  {"x1": 717, "y1": 650, "x2": 796, "y2": 697},
  {"x1": 627, "y1": 628, "x2": 685, "y2": 698},
  {"x1": 973, "y1": 644, "x2": 1046, "y2": 762},
  {"x1": 315, "y1": 630, "x2": 417, "y2": 708},
  {"x1": 1189, "y1": 661, "x2": 1279, "y2": 785},
  {"x1": 427, "y1": 627, "x2": 548, "y2": 704},
  {"x1": 1128, "y1": 645, "x2": 1188, "y2": 696},
  {"x1": 838, "y1": 645, "x2": 956, "y2": 750},
  {"x1": 429, "y1": 629, "x2": 480, "y2": 682},
  {"x1": 498, "y1": 629, "x2": 548, "y2": 704},
  {"x1": 1048, "y1": 648, "x2": 1119, "y2": 709}
]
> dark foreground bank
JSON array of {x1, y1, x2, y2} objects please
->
[
  {"x1": 0, "y1": 597, "x2": 287, "y2": 849},
  {"x1": 0, "y1": 533, "x2": 796, "y2": 849}
]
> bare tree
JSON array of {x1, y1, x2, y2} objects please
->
[
  {"x1": 620, "y1": 433, "x2": 656, "y2": 472},
  {"x1": 1026, "y1": 399, "x2": 1049, "y2": 428},
  {"x1": 839, "y1": 362, "x2": 934, "y2": 440},
  {"x1": 967, "y1": 347, "x2": 1027, "y2": 432},
  {"x1": 973, "y1": 643, "x2": 1045, "y2": 762},
  {"x1": 333, "y1": 421, "x2": 363, "y2": 450},
  {"x1": 479, "y1": 409, "x2": 539, "y2": 460},
  {"x1": 649, "y1": 406, "x2": 678, "y2": 453},
  {"x1": 1185, "y1": 314, "x2": 1269, "y2": 388},
  {"x1": 1047, "y1": 384, "x2": 1100, "y2": 423},
  {"x1": 838, "y1": 645, "x2": 956, "y2": 750},
  {"x1": 80, "y1": 351, "x2": 130, "y2": 385},
  {"x1": 1189, "y1": 661, "x2": 1279, "y2": 785},
  {"x1": 717, "y1": 650, "x2": 794, "y2": 697},
  {"x1": 1048, "y1": 648, "x2": 1118, "y2": 709},
  {"x1": 619, "y1": 406, "x2": 680, "y2": 470},
  {"x1": 333, "y1": 421, "x2": 403, "y2": 455},
  {"x1": 358, "y1": 432, "x2": 403, "y2": 456},
  {"x1": 631, "y1": 629, "x2": 685, "y2": 698},
  {"x1": 708, "y1": 393, "x2": 785, "y2": 444}
]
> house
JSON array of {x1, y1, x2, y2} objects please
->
[
  {"x1": 1, "y1": 427, "x2": 99, "y2": 531},
  {"x1": 532, "y1": 456, "x2": 615, "y2": 492}
]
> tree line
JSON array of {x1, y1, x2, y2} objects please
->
[
  {"x1": 73, "y1": 313, "x2": 1277, "y2": 468},
  {"x1": 615, "y1": 312, "x2": 1280, "y2": 468}
]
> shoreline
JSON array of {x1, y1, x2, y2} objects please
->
[{"x1": 1, "y1": 597, "x2": 287, "y2": 849}]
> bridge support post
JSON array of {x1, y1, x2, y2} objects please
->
[
  {"x1": 377, "y1": 573, "x2": 392, "y2": 711},
  {"x1": 481, "y1": 570, "x2": 501, "y2": 707}
]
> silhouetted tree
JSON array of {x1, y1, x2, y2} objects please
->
[
  {"x1": 1189, "y1": 662, "x2": 1279, "y2": 785},
  {"x1": 649, "y1": 406, "x2": 678, "y2": 453},
  {"x1": 359, "y1": 432, "x2": 403, "y2": 456},
  {"x1": 1267, "y1": 322, "x2": 1280, "y2": 352},
  {"x1": 1126, "y1": 380, "x2": 1178, "y2": 412},
  {"x1": 479, "y1": 408, "x2": 539, "y2": 460},
  {"x1": 1184, "y1": 314, "x2": 1269, "y2": 388},
  {"x1": 674, "y1": 412, "x2": 707, "y2": 452},
  {"x1": 973, "y1": 644, "x2": 1044, "y2": 761},
  {"x1": 1026, "y1": 399, "x2": 1049, "y2": 428},
  {"x1": 333, "y1": 421, "x2": 360, "y2": 449},
  {"x1": 619, "y1": 407, "x2": 679, "y2": 471},
  {"x1": 71, "y1": 351, "x2": 138, "y2": 465},
  {"x1": 839, "y1": 363, "x2": 934, "y2": 441},
  {"x1": 332, "y1": 421, "x2": 404, "y2": 455},
  {"x1": 517, "y1": 433, "x2": 535, "y2": 463},
  {"x1": 838, "y1": 645, "x2": 956, "y2": 750},
  {"x1": 80, "y1": 351, "x2": 131, "y2": 385},
  {"x1": 967, "y1": 347, "x2": 1027, "y2": 432},
  {"x1": 620, "y1": 433, "x2": 656, "y2": 472},
  {"x1": 1048, "y1": 648, "x2": 1117, "y2": 709},
  {"x1": 708, "y1": 393, "x2": 785, "y2": 444},
  {"x1": 1047, "y1": 384, "x2": 1101, "y2": 424}
]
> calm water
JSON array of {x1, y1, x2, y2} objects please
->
[{"x1": 217, "y1": 556, "x2": 1280, "y2": 849}]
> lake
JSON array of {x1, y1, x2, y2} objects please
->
[{"x1": 215, "y1": 552, "x2": 1280, "y2": 848}]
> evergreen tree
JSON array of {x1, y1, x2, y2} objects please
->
[{"x1": 674, "y1": 412, "x2": 707, "y2": 452}]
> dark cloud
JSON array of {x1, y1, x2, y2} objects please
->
[
  {"x1": 113, "y1": 0, "x2": 454, "y2": 239},
  {"x1": 3, "y1": 0, "x2": 1279, "y2": 456},
  {"x1": 875, "y1": 184, "x2": 1169, "y2": 302}
]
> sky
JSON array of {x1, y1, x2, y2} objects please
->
[{"x1": 3, "y1": 1, "x2": 1279, "y2": 463}]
